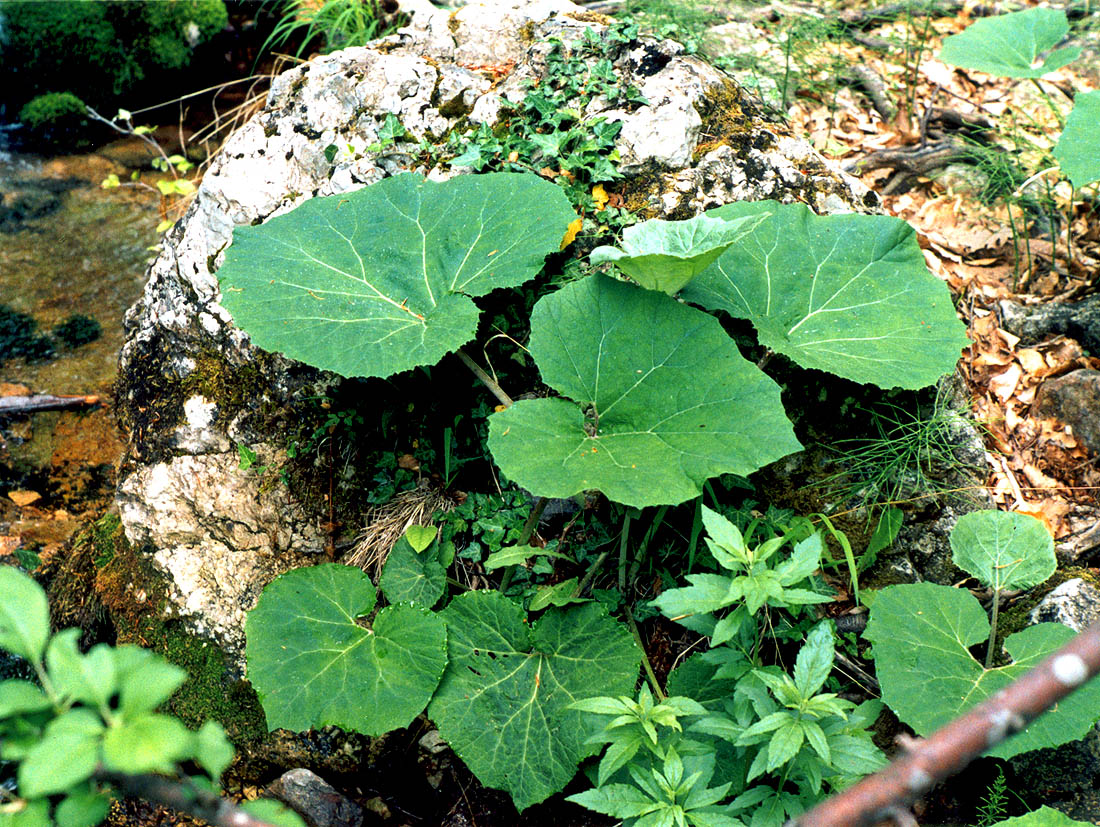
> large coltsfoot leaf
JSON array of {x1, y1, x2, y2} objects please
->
[
  {"x1": 589, "y1": 211, "x2": 768, "y2": 295},
  {"x1": 217, "y1": 172, "x2": 576, "y2": 379},
  {"x1": 428, "y1": 591, "x2": 638, "y2": 811},
  {"x1": 681, "y1": 202, "x2": 969, "y2": 390},
  {"x1": 1055, "y1": 90, "x2": 1100, "y2": 189},
  {"x1": 950, "y1": 510, "x2": 1055, "y2": 592},
  {"x1": 866, "y1": 583, "x2": 1100, "y2": 759},
  {"x1": 938, "y1": 7, "x2": 1080, "y2": 79},
  {"x1": 245, "y1": 564, "x2": 447, "y2": 736},
  {"x1": 488, "y1": 275, "x2": 801, "y2": 508}
]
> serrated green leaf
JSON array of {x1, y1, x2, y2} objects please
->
[
  {"x1": 18, "y1": 726, "x2": 99, "y2": 797},
  {"x1": 55, "y1": 785, "x2": 111, "y2": 827},
  {"x1": 653, "y1": 573, "x2": 737, "y2": 619},
  {"x1": 112, "y1": 645, "x2": 187, "y2": 719},
  {"x1": 246, "y1": 564, "x2": 447, "y2": 735},
  {"x1": 0, "y1": 799, "x2": 50, "y2": 827},
  {"x1": 428, "y1": 591, "x2": 638, "y2": 810},
  {"x1": 528, "y1": 578, "x2": 586, "y2": 611},
  {"x1": 950, "y1": 510, "x2": 1055, "y2": 592},
  {"x1": 195, "y1": 720, "x2": 235, "y2": 780},
  {"x1": 793, "y1": 621, "x2": 834, "y2": 699},
  {"x1": 867, "y1": 583, "x2": 1100, "y2": 758},
  {"x1": 403, "y1": 524, "x2": 438, "y2": 552},
  {"x1": 483, "y1": 544, "x2": 572, "y2": 571},
  {"x1": 218, "y1": 172, "x2": 576, "y2": 379},
  {"x1": 590, "y1": 211, "x2": 767, "y2": 295},
  {"x1": 683, "y1": 202, "x2": 969, "y2": 389},
  {"x1": 239, "y1": 799, "x2": 308, "y2": 827},
  {"x1": 489, "y1": 275, "x2": 801, "y2": 508},
  {"x1": 0, "y1": 567, "x2": 49, "y2": 663},
  {"x1": 939, "y1": 8, "x2": 1080, "y2": 78},
  {"x1": 379, "y1": 534, "x2": 446, "y2": 608},
  {"x1": 990, "y1": 806, "x2": 1093, "y2": 826},
  {"x1": 102, "y1": 713, "x2": 193, "y2": 774},
  {"x1": 567, "y1": 783, "x2": 662, "y2": 818},
  {"x1": 700, "y1": 506, "x2": 748, "y2": 567},
  {"x1": 0, "y1": 680, "x2": 51, "y2": 718},
  {"x1": 45, "y1": 631, "x2": 116, "y2": 710},
  {"x1": 1055, "y1": 90, "x2": 1100, "y2": 188}
]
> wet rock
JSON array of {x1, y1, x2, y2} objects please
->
[
  {"x1": 115, "y1": 0, "x2": 878, "y2": 655},
  {"x1": 1035, "y1": 369, "x2": 1100, "y2": 456},
  {"x1": 999, "y1": 295, "x2": 1100, "y2": 356},
  {"x1": 1028, "y1": 578, "x2": 1100, "y2": 632},
  {"x1": 266, "y1": 768, "x2": 364, "y2": 827}
]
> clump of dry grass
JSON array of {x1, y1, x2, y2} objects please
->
[{"x1": 343, "y1": 481, "x2": 456, "y2": 578}]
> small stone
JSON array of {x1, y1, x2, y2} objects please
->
[
  {"x1": 7, "y1": 490, "x2": 41, "y2": 507},
  {"x1": 419, "y1": 729, "x2": 449, "y2": 754},
  {"x1": 1036, "y1": 370, "x2": 1100, "y2": 456},
  {"x1": 266, "y1": 768, "x2": 363, "y2": 827},
  {"x1": 363, "y1": 797, "x2": 392, "y2": 819},
  {"x1": 1029, "y1": 579, "x2": 1100, "y2": 632}
]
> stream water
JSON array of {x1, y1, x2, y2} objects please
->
[{"x1": 0, "y1": 125, "x2": 159, "y2": 555}]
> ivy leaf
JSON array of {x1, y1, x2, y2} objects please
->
[
  {"x1": 489, "y1": 276, "x2": 801, "y2": 508},
  {"x1": 379, "y1": 533, "x2": 447, "y2": 609},
  {"x1": 1055, "y1": 90, "x2": 1100, "y2": 188},
  {"x1": 939, "y1": 8, "x2": 1080, "y2": 78},
  {"x1": 866, "y1": 583, "x2": 1100, "y2": 759},
  {"x1": 0, "y1": 567, "x2": 49, "y2": 663},
  {"x1": 218, "y1": 172, "x2": 576, "y2": 379},
  {"x1": 949, "y1": 510, "x2": 1055, "y2": 592},
  {"x1": 590, "y1": 212, "x2": 768, "y2": 295},
  {"x1": 428, "y1": 591, "x2": 638, "y2": 810},
  {"x1": 683, "y1": 202, "x2": 969, "y2": 389},
  {"x1": 245, "y1": 564, "x2": 448, "y2": 735}
]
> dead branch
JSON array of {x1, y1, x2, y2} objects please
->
[
  {"x1": 846, "y1": 65, "x2": 897, "y2": 122},
  {"x1": 96, "y1": 770, "x2": 281, "y2": 827},
  {"x1": 789, "y1": 620, "x2": 1100, "y2": 826},
  {"x1": 0, "y1": 394, "x2": 101, "y2": 416}
]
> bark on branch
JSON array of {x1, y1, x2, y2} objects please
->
[
  {"x1": 790, "y1": 620, "x2": 1100, "y2": 826},
  {"x1": 0, "y1": 394, "x2": 101, "y2": 416}
]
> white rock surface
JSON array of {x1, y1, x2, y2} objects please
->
[{"x1": 1029, "y1": 579, "x2": 1100, "y2": 633}]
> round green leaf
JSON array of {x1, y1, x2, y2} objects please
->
[
  {"x1": 939, "y1": 8, "x2": 1080, "y2": 78},
  {"x1": 489, "y1": 275, "x2": 801, "y2": 508},
  {"x1": 867, "y1": 583, "x2": 1100, "y2": 759},
  {"x1": 245, "y1": 564, "x2": 447, "y2": 735},
  {"x1": 590, "y1": 211, "x2": 767, "y2": 295},
  {"x1": 682, "y1": 202, "x2": 970, "y2": 389},
  {"x1": 950, "y1": 510, "x2": 1055, "y2": 592},
  {"x1": 428, "y1": 592, "x2": 638, "y2": 811},
  {"x1": 218, "y1": 172, "x2": 577, "y2": 379},
  {"x1": 0, "y1": 567, "x2": 50, "y2": 663},
  {"x1": 1055, "y1": 90, "x2": 1100, "y2": 188}
]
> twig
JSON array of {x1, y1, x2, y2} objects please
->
[
  {"x1": 0, "y1": 394, "x2": 100, "y2": 416},
  {"x1": 95, "y1": 770, "x2": 281, "y2": 827},
  {"x1": 789, "y1": 620, "x2": 1100, "y2": 826},
  {"x1": 456, "y1": 349, "x2": 513, "y2": 407}
]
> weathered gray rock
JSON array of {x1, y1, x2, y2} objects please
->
[
  {"x1": 1035, "y1": 369, "x2": 1100, "y2": 456},
  {"x1": 999, "y1": 294, "x2": 1100, "y2": 356},
  {"x1": 266, "y1": 768, "x2": 364, "y2": 827},
  {"x1": 1028, "y1": 578, "x2": 1100, "y2": 632},
  {"x1": 115, "y1": 0, "x2": 878, "y2": 656}
]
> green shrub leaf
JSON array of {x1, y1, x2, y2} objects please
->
[
  {"x1": 867, "y1": 583, "x2": 1100, "y2": 758},
  {"x1": 990, "y1": 806, "x2": 1093, "y2": 826},
  {"x1": 17, "y1": 710, "x2": 103, "y2": 797},
  {"x1": 1055, "y1": 90, "x2": 1100, "y2": 188},
  {"x1": 195, "y1": 720, "x2": 235, "y2": 780},
  {"x1": 217, "y1": 172, "x2": 576, "y2": 379},
  {"x1": 379, "y1": 533, "x2": 447, "y2": 609},
  {"x1": 0, "y1": 567, "x2": 50, "y2": 663},
  {"x1": 682, "y1": 202, "x2": 969, "y2": 389},
  {"x1": 102, "y1": 713, "x2": 194, "y2": 774},
  {"x1": 482, "y1": 544, "x2": 572, "y2": 571},
  {"x1": 590, "y1": 211, "x2": 767, "y2": 295},
  {"x1": 489, "y1": 275, "x2": 801, "y2": 507},
  {"x1": 949, "y1": 510, "x2": 1055, "y2": 592},
  {"x1": 428, "y1": 591, "x2": 638, "y2": 810},
  {"x1": 938, "y1": 8, "x2": 1080, "y2": 78},
  {"x1": 112, "y1": 645, "x2": 188, "y2": 719},
  {"x1": 239, "y1": 799, "x2": 308, "y2": 827},
  {"x1": 246, "y1": 564, "x2": 447, "y2": 735},
  {"x1": 55, "y1": 785, "x2": 112, "y2": 827},
  {"x1": 0, "y1": 680, "x2": 51, "y2": 718},
  {"x1": 45, "y1": 630, "x2": 116, "y2": 710}
]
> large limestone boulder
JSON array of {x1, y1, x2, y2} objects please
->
[{"x1": 114, "y1": 0, "x2": 877, "y2": 658}]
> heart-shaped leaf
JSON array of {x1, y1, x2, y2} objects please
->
[
  {"x1": 218, "y1": 172, "x2": 576, "y2": 379},
  {"x1": 488, "y1": 275, "x2": 801, "y2": 508},
  {"x1": 1055, "y1": 90, "x2": 1100, "y2": 188},
  {"x1": 950, "y1": 510, "x2": 1055, "y2": 592},
  {"x1": 428, "y1": 591, "x2": 638, "y2": 810},
  {"x1": 682, "y1": 201, "x2": 969, "y2": 389},
  {"x1": 379, "y1": 532, "x2": 447, "y2": 609},
  {"x1": 938, "y1": 8, "x2": 1080, "y2": 78},
  {"x1": 245, "y1": 564, "x2": 447, "y2": 735},
  {"x1": 867, "y1": 583, "x2": 1100, "y2": 759},
  {"x1": 590, "y1": 211, "x2": 768, "y2": 295}
]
